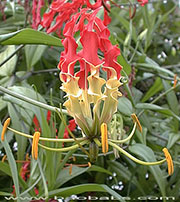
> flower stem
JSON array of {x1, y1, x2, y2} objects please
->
[{"x1": 0, "y1": 45, "x2": 24, "y2": 67}]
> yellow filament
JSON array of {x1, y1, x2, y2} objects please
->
[
  {"x1": 88, "y1": 162, "x2": 91, "y2": 167},
  {"x1": 1, "y1": 118, "x2": 11, "y2": 141},
  {"x1": 32, "y1": 132, "x2": 40, "y2": 160},
  {"x1": 173, "y1": 74, "x2": 177, "y2": 88},
  {"x1": 101, "y1": 123, "x2": 108, "y2": 153},
  {"x1": 131, "y1": 113, "x2": 142, "y2": 133},
  {"x1": 163, "y1": 148, "x2": 174, "y2": 176},
  {"x1": 2, "y1": 155, "x2": 7, "y2": 162},
  {"x1": 25, "y1": 153, "x2": 30, "y2": 161},
  {"x1": 109, "y1": 141, "x2": 166, "y2": 165},
  {"x1": 7, "y1": 127, "x2": 85, "y2": 142},
  {"x1": 69, "y1": 164, "x2": 73, "y2": 175},
  {"x1": 109, "y1": 122, "x2": 137, "y2": 144}
]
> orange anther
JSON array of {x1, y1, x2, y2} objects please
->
[
  {"x1": 1, "y1": 118, "x2": 11, "y2": 141},
  {"x1": 101, "y1": 123, "x2": 108, "y2": 154},
  {"x1": 131, "y1": 113, "x2": 142, "y2": 133},
  {"x1": 163, "y1": 148, "x2": 174, "y2": 176}
]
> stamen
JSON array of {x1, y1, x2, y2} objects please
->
[
  {"x1": 88, "y1": 162, "x2": 91, "y2": 167},
  {"x1": 69, "y1": 164, "x2": 73, "y2": 175},
  {"x1": 131, "y1": 113, "x2": 142, "y2": 133},
  {"x1": 7, "y1": 126, "x2": 86, "y2": 142},
  {"x1": 1, "y1": 118, "x2": 11, "y2": 141},
  {"x1": 2, "y1": 154, "x2": 7, "y2": 162},
  {"x1": 109, "y1": 141, "x2": 166, "y2": 166},
  {"x1": 73, "y1": 156, "x2": 76, "y2": 162},
  {"x1": 173, "y1": 74, "x2": 177, "y2": 89},
  {"x1": 109, "y1": 122, "x2": 137, "y2": 143},
  {"x1": 32, "y1": 132, "x2": 40, "y2": 160},
  {"x1": 101, "y1": 123, "x2": 108, "y2": 153},
  {"x1": 25, "y1": 153, "x2": 30, "y2": 161},
  {"x1": 163, "y1": 148, "x2": 174, "y2": 176}
]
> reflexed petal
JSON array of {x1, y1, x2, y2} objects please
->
[{"x1": 79, "y1": 30, "x2": 102, "y2": 66}]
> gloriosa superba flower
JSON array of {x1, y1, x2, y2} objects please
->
[{"x1": 0, "y1": 0, "x2": 174, "y2": 176}]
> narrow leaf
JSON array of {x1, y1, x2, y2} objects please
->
[{"x1": 0, "y1": 28, "x2": 62, "y2": 47}]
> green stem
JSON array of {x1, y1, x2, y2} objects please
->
[
  {"x1": 94, "y1": 138, "x2": 101, "y2": 147},
  {"x1": 0, "y1": 45, "x2": 24, "y2": 67},
  {"x1": 138, "y1": 83, "x2": 180, "y2": 117},
  {"x1": 151, "y1": 83, "x2": 180, "y2": 104},
  {"x1": 8, "y1": 127, "x2": 86, "y2": 142},
  {"x1": 108, "y1": 141, "x2": 166, "y2": 165},
  {"x1": 0, "y1": 86, "x2": 67, "y2": 115},
  {"x1": 129, "y1": 40, "x2": 140, "y2": 63},
  {"x1": 38, "y1": 140, "x2": 89, "y2": 152},
  {"x1": 109, "y1": 123, "x2": 137, "y2": 143}
]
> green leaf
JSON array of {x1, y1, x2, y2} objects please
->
[
  {"x1": 0, "y1": 162, "x2": 11, "y2": 176},
  {"x1": 37, "y1": 159, "x2": 49, "y2": 199},
  {"x1": 88, "y1": 165, "x2": 113, "y2": 175},
  {"x1": 0, "y1": 45, "x2": 17, "y2": 76},
  {"x1": 56, "y1": 165, "x2": 112, "y2": 188},
  {"x1": 167, "y1": 132, "x2": 180, "y2": 149},
  {"x1": 118, "y1": 97, "x2": 133, "y2": 116},
  {"x1": 4, "y1": 85, "x2": 47, "y2": 126},
  {"x1": 25, "y1": 45, "x2": 47, "y2": 70},
  {"x1": 108, "y1": 160, "x2": 145, "y2": 195},
  {"x1": 137, "y1": 63, "x2": 174, "y2": 77},
  {"x1": 56, "y1": 166, "x2": 89, "y2": 187},
  {"x1": 7, "y1": 103, "x2": 29, "y2": 166},
  {"x1": 48, "y1": 184, "x2": 126, "y2": 202},
  {"x1": 162, "y1": 80, "x2": 179, "y2": 131},
  {"x1": 0, "y1": 28, "x2": 62, "y2": 47},
  {"x1": 117, "y1": 53, "x2": 131, "y2": 76},
  {"x1": 0, "y1": 191, "x2": 12, "y2": 196},
  {"x1": 141, "y1": 77, "x2": 163, "y2": 102},
  {"x1": 136, "y1": 103, "x2": 180, "y2": 121},
  {"x1": 0, "y1": 123, "x2": 20, "y2": 202},
  {"x1": 129, "y1": 144, "x2": 166, "y2": 198},
  {"x1": 0, "y1": 97, "x2": 6, "y2": 111},
  {"x1": 111, "y1": 11, "x2": 137, "y2": 42},
  {"x1": 162, "y1": 80, "x2": 179, "y2": 115}
]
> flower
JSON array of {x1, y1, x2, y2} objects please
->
[
  {"x1": 32, "y1": 0, "x2": 45, "y2": 29},
  {"x1": 33, "y1": 111, "x2": 76, "y2": 138},
  {"x1": 63, "y1": 119, "x2": 76, "y2": 138},
  {"x1": 137, "y1": 0, "x2": 148, "y2": 6},
  {"x1": 41, "y1": 0, "x2": 111, "y2": 35},
  {"x1": 59, "y1": 7, "x2": 122, "y2": 140}
]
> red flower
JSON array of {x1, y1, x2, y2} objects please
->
[
  {"x1": 20, "y1": 162, "x2": 30, "y2": 181},
  {"x1": 40, "y1": 0, "x2": 110, "y2": 35},
  {"x1": 137, "y1": 0, "x2": 148, "y2": 6},
  {"x1": 32, "y1": 0, "x2": 45, "y2": 29},
  {"x1": 33, "y1": 111, "x2": 76, "y2": 138},
  {"x1": 63, "y1": 119, "x2": 76, "y2": 138}
]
